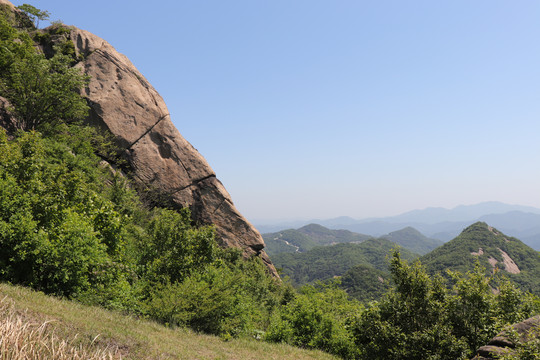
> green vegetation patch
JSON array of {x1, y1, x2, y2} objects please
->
[
  {"x1": 421, "y1": 222, "x2": 540, "y2": 294},
  {"x1": 272, "y1": 238, "x2": 419, "y2": 286}
]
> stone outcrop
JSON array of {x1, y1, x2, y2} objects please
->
[
  {"x1": 472, "y1": 315, "x2": 540, "y2": 359},
  {"x1": 0, "y1": 0, "x2": 14, "y2": 9},
  {"x1": 63, "y1": 26, "x2": 277, "y2": 275},
  {"x1": 0, "y1": 0, "x2": 276, "y2": 275}
]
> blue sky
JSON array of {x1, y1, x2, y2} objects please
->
[{"x1": 16, "y1": 1, "x2": 540, "y2": 221}]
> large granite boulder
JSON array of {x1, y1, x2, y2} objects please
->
[
  {"x1": 472, "y1": 315, "x2": 540, "y2": 359},
  {"x1": 65, "y1": 26, "x2": 277, "y2": 275},
  {"x1": 0, "y1": 0, "x2": 276, "y2": 275}
]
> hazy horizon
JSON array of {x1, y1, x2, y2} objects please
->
[
  {"x1": 19, "y1": 1, "x2": 540, "y2": 222},
  {"x1": 250, "y1": 200, "x2": 540, "y2": 224}
]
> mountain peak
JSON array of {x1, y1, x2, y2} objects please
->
[
  {"x1": 460, "y1": 222, "x2": 515, "y2": 243},
  {"x1": 381, "y1": 226, "x2": 442, "y2": 255},
  {"x1": 388, "y1": 226, "x2": 424, "y2": 236},
  {"x1": 0, "y1": 6, "x2": 276, "y2": 275},
  {"x1": 299, "y1": 223, "x2": 331, "y2": 233},
  {"x1": 421, "y1": 223, "x2": 540, "y2": 293},
  {"x1": 462, "y1": 221, "x2": 490, "y2": 232}
]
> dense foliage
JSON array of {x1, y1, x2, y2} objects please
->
[
  {"x1": 0, "y1": 11, "x2": 88, "y2": 131},
  {"x1": 272, "y1": 238, "x2": 419, "y2": 286},
  {"x1": 0, "y1": 5, "x2": 286, "y2": 338},
  {"x1": 266, "y1": 251, "x2": 540, "y2": 359},
  {"x1": 0, "y1": 5, "x2": 538, "y2": 360},
  {"x1": 0, "y1": 124, "x2": 286, "y2": 338},
  {"x1": 340, "y1": 264, "x2": 392, "y2": 302}
]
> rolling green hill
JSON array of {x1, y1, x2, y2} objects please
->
[
  {"x1": 421, "y1": 222, "x2": 540, "y2": 294},
  {"x1": 381, "y1": 226, "x2": 443, "y2": 255},
  {"x1": 263, "y1": 223, "x2": 371, "y2": 255},
  {"x1": 272, "y1": 238, "x2": 419, "y2": 286}
]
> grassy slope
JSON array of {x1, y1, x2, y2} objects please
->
[{"x1": 0, "y1": 283, "x2": 337, "y2": 360}]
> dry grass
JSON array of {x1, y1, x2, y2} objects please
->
[
  {"x1": 0, "y1": 284, "x2": 338, "y2": 360},
  {"x1": 0, "y1": 296, "x2": 122, "y2": 360}
]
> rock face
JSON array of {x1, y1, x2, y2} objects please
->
[
  {"x1": 0, "y1": 0, "x2": 15, "y2": 9},
  {"x1": 472, "y1": 315, "x2": 540, "y2": 359},
  {"x1": 64, "y1": 27, "x2": 277, "y2": 275},
  {"x1": 0, "y1": 0, "x2": 276, "y2": 275}
]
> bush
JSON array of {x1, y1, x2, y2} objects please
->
[
  {"x1": 265, "y1": 281, "x2": 360, "y2": 359},
  {"x1": 144, "y1": 265, "x2": 251, "y2": 337},
  {"x1": 140, "y1": 208, "x2": 218, "y2": 285},
  {"x1": 0, "y1": 130, "x2": 126, "y2": 297}
]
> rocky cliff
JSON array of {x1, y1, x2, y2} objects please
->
[{"x1": 0, "y1": 1, "x2": 277, "y2": 276}]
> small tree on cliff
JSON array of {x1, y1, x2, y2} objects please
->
[
  {"x1": 16, "y1": 4, "x2": 49, "y2": 28},
  {"x1": 0, "y1": 13, "x2": 89, "y2": 131}
]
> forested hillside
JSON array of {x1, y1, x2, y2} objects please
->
[
  {"x1": 382, "y1": 226, "x2": 443, "y2": 255},
  {"x1": 263, "y1": 223, "x2": 371, "y2": 255},
  {"x1": 271, "y1": 238, "x2": 419, "y2": 286},
  {"x1": 421, "y1": 222, "x2": 540, "y2": 294},
  {"x1": 0, "y1": 2, "x2": 285, "y2": 338},
  {"x1": 264, "y1": 224, "x2": 442, "y2": 257}
]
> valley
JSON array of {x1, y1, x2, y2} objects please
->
[{"x1": 265, "y1": 220, "x2": 540, "y2": 302}]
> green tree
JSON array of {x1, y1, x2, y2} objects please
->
[
  {"x1": 265, "y1": 280, "x2": 361, "y2": 359},
  {"x1": 16, "y1": 4, "x2": 49, "y2": 28},
  {"x1": 0, "y1": 11, "x2": 89, "y2": 131},
  {"x1": 140, "y1": 208, "x2": 218, "y2": 285},
  {"x1": 349, "y1": 252, "x2": 539, "y2": 360},
  {"x1": 350, "y1": 252, "x2": 467, "y2": 360},
  {"x1": 0, "y1": 129, "x2": 127, "y2": 297},
  {"x1": 0, "y1": 50, "x2": 89, "y2": 130}
]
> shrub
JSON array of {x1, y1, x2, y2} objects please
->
[
  {"x1": 0, "y1": 130, "x2": 127, "y2": 297},
  {"x1": 265, "y1": 281, "x2": 360, "y2": 359},
  {"x1": 144, "y1": 265, "x2": 251, "y2": 338},
  {"x1": 140, "y1": 208, "x2": 218, "y2": 285}
]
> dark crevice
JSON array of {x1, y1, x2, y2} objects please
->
[
  {"x1": 126, "y1": 113, "x2": 169, "y2": 150},
  {"x1": 212, "y1": 197, "x2": 227, "y2": 215},
  {"x1": 82, "y1": 49, "x2": 169, "y2": 151},
  {"x1": 170, "y1": 174, "x2": 216, "y2": 196}
]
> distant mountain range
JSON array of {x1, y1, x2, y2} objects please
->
[
  {"x1": 270, "y1": 221, "x2": 540, "y2": 302},
  {"x1": 262, "y1": 224, "x2": 371, "y2": 255},
  {"x1": 256, "y1": 202, "x2": 540, "y2": 250},
  {"x1": 263, "y1": 223, "x2": 441, "y2": 256}
]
